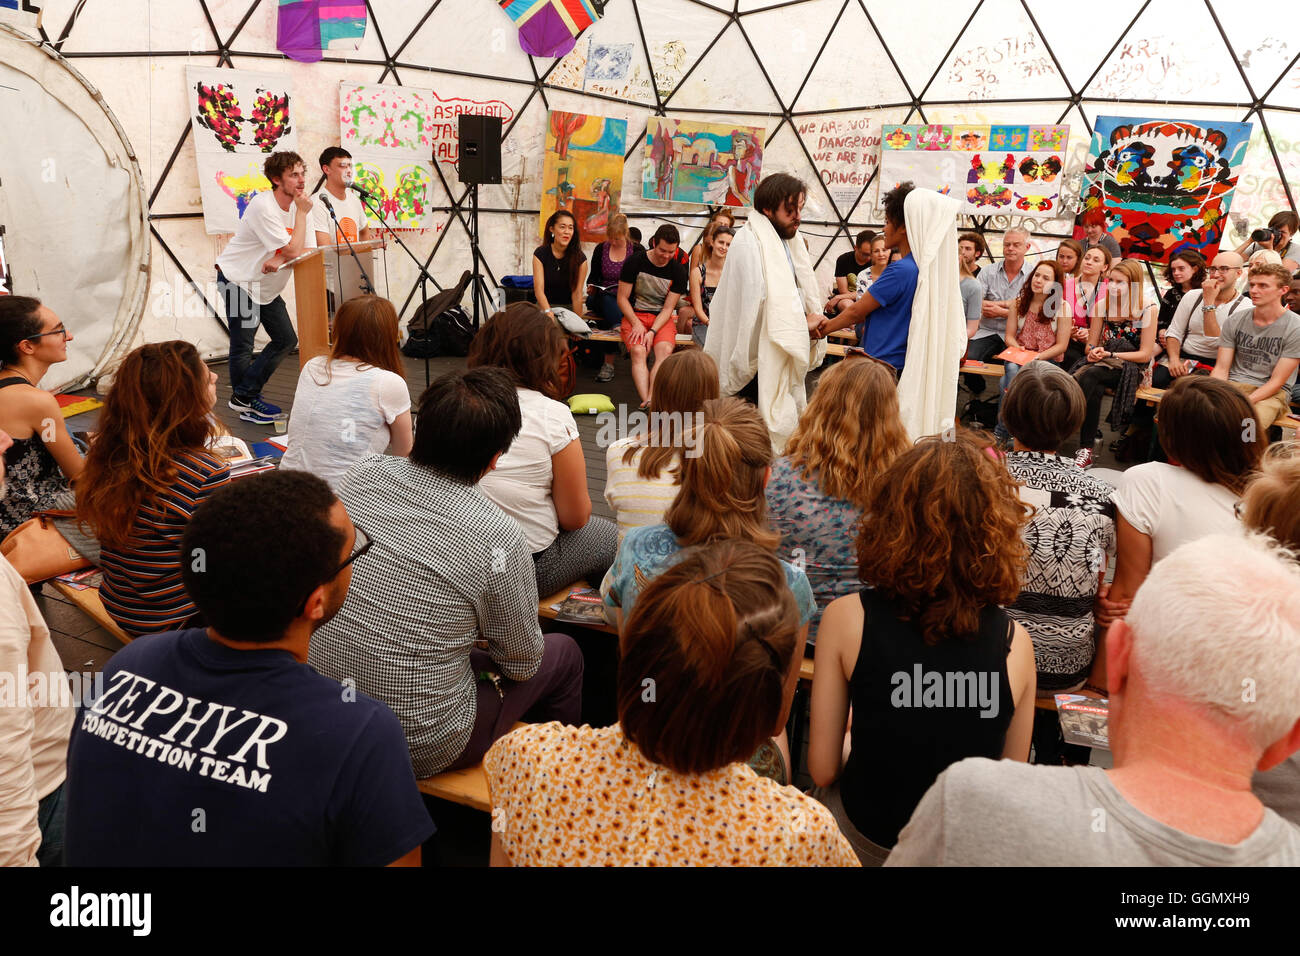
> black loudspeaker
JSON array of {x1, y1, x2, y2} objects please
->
[{"x1": 458, "y1": 114, "x2": 502, "y2": 185}]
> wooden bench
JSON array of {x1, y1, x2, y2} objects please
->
[
  {"x1": 586, "y1": 330, "x2": 696, "y2": 349},
  {"x1": 1137, "y1": 386, "x2": 1298, "y2": 431},
  {"x1": 50, "y1": 581, "x2": 132, "y2": 644},
  {"x1": 417, "y1": 722, "x2": 528, "y2": 812},
  {"x1": 959, "y1": 361, "x2": 1006, "y2": 379}
]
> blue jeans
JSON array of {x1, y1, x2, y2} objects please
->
[
  {"x1": 218, "y1": 270, "x2": 298, "y2": 402},
  {"x1": 37, "y1": 781, "x2": 65, "y2": 867},
  {"x1": 585, "y1": 289, "x2": 622, "y2": 329}
]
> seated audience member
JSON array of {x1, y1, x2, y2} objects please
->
[
  {"x1": 1235, "y1": 209, "x2": 1300, "y2": 266},
  {"x1": 994, "y1": 260, "x2": 1072, "y2": 444},
  {"x1": 280, "y1": 295, "x2": 412, "y2": 491},
  {"x1": 1239, "y1": 447, "x2": 1300, "y2": 823},
  {"x1": 532, "y1": 209, "x2": 588, "y2": 323},
  {"x1": 1001, "y1": 363, "x2": 1115, "y2": 694},
  {"x1": 0, "y1": 427, "x2": 74, "y2": 867},
  {"x1": 1054, "y1": 238, "x2": 1083, "y2": 278},
  {"x1": 766, "y1": 356, "x2": 908, "y2": 638},
  {"x1": 66, "y1": 470, "x2": 435, "y2": 865},
  {"x1": 1094, "y1": 376, "x2": 1265, "y2": 684},
  {"x1": 959, "y1": 231, "x2": 985, "y2": 278},
  {"x1": 604, "y1": 349, "x2": 719, "y2": 539},
  {"x1": 685, "y1": 225, "x2": 734, "y2": 346},
  {"x1": 587, "y1": 213, "x2": 635, "y2": 383},
  {"x1": 809, "y1": 429, "x2": 1036, "y2": 865},
  {"x1": 1080, "y1": 209, "x2": 1121, "y2": 260},
  {"x1": 826, "y1": 230, "x2": 876, "y2": 315},
  {"x1": 627, "y1": 225, "x2": 643, "y2": 246},
  {"x1": 681, "y1": 210, "x2": 736, "y2": 331},
  {"x1": 308, "y1": 368, "x2": 583, "y2": 778},
  {"x1": 855, "y1": 235, "x2": 890, "y2": 299},
  {"x1": 617, "y1": 224, "x2": 689, "y2": 407},
  {"x1": 469, "y1": 304, "x2": 618, "y2": 595},
  {"x1": 1157, "y1": 249, "x2": 1205, "y2": 344},
  {"x1": 1155, "y1": 252, "x2": 1244, "y2": 389},
  {"x1": 962, "y1": 227, "x2": 1032, "y2": 395},
  {"x1": 75, "y1": 342, "x2": 230, "y2": 637},
  {"x1": 0, "y1": 297, "x2": 83, "y2": 536},
  {"x1": 817, "y1": 183, "x2": 920, "y2": 374},
  {"x1": 959, "y1": 254, "x2": 982, "y2": 338},
  {"x1": 602, "y1": 397, "x2": 815, "y2": 633},
  {"x1": 1062, "y1": 245, "x2": 1112, "y2": 368},
  {"x1": 887, "y1": 532, "x2": 1300, "y2": 866},
  {"x1": 1291, "y1": 273, "x2": 1300, "y2": 403},
  {"x1": 1071, "y1": 259, "x2": 1159, "y2": 468},
  {"x1": 1211, "y1": 262, "x2": 1300, "y2": 432},
  {"x1": 485, "y1": 540, "x2": 860, "y2": 867}
]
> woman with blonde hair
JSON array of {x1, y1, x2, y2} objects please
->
[
  {"x1": 604, "y1": 349, "x2": 719, "y2": 539},
  {"x1": 587, "y1": 213, "x2": 634, "y2": 383},
  {"x1": 280, "y1": 294, "x2": 412, "y2": 490},
  {"x1": 767, "y1": 356, "x2": 908, "y2": 638},
  {"x1": 809, "y1": 428, "x2": 1036, "y2": 864}
]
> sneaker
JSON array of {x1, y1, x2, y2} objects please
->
[
  {"x1": 235, "y1": 396, "x2": 285, "y2": 426},
  {"x1": 595, "y1": 364, "x2": 615, "y2": 383},
  {"x1": 1074, "y1": 445, "x2": 1094, "y2": 470}
]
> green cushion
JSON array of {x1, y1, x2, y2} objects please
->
[{"x1": 568, "y1": 393, "x2": 615, "y2": 415}]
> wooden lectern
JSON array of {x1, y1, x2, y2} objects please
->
[{"x1": 279, "y1": 240, "x2": 384, "y2": 369}]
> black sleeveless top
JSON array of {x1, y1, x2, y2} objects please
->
[
  {"x1": 839, "y1": 588, "x2": 1015, "y2": 848},
  {"x1": 0, "y1": 376, "x2": 70, "y2": 536}
]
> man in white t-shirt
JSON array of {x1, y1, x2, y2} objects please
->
[
  {"x1": 215, "y1": 150, "x2": 316, "y2": 424},
  {"x1": 888, "y1": 532, "x2": 1300, "y2": 866},
  {"x1": 311, "y1": 146, "x2": 376, "y2": 302}
]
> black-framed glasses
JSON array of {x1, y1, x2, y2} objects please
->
[
  {"x1": 296, "y1": 524, "x2": 373, "y2": 615},
  {"x1": 27, "y1": 325, "x2": 69, "y2": 340},
  {"x1": 1205, "y1": 266, "x2": 1239, "y2": 274}
]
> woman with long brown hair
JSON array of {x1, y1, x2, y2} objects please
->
[
  {"x1": 603, "y1": 348, "x2": 719, "y2": 539},
  {"x1": 280, "y1": 294, "x2": 412, "y2": 490},
  {"x1": 767, "y1": 357, "x2": 908, "y2": 638},
  {"x1": 75, "y1": 341, "x2": 230, "y2": 637},
  {"x1": 809, "y1": 428, "x2": 1036, "y2": 864},
  {"x1": 470, "y1": 302, "x2": 617, "y2": 596}
]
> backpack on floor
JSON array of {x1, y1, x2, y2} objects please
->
[{"x1": 402, "y1": 270, "x2": 476, "y2": 358}]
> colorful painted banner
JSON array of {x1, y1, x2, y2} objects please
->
[
  {"x1": 878, "y1": 123, "x2": 1069, "y2": 218},
  {"x1": 540, "y1": 110, "x2": 627, "y2": 243},
  {"x1": 642, "y1": 117, "x2": 766, "y2": 208},
  {"x1": 1081, "y1": 115, "x2": 1253, "y2": 262},
  {"x1": 339, "y1": 82, "x2": 514, "y2": 170},
  {"x1": 499, "y1": 0, "x2": 601, "y2": 58},
  {"x1": 277, "y1": 0, "x2": 366, "y2": 63},
  {"x1": 187, "y1": 66, "x2": 297, "y2": 235}
]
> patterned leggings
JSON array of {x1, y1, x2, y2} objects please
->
[{"x1": 533, "y1": 516, "x2": 620, "y2": 597}]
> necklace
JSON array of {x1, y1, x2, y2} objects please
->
[{"x1": 0, "y1": 366, "x2": 33, "y2": 385}]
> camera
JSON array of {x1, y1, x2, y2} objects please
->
[{"x1": 1251, "y1": 227, "x2": 1283, "y2": 245}]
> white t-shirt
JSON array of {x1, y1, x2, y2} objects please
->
[
  {"x1": 279, "y1": 358, "x2": 410, "y2": 491},
  {"x1": 310, "y1": 188, "x2": 371, "y2": 287},
  {"x1": 215, "y1": 190, "x2": 317, "y2": 305},
  {"x1": 478, "y1": 388, "x2": 580, "y2": 553},
  {"x1": 603, "y1": 437, "x2": 680, "y2": 540},
  {"x1": 1113, "y1": 462, "x2": 1240, "y2": 565}
]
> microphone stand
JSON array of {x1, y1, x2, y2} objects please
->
[
  {"x1": 352, "y1": 185, "x2": 436, "y2": 386},
  {"x1": 321, "y1": 193, "x2": 375, "y2": 299}
]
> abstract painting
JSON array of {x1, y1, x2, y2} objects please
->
[
  {"x1": 277, "y1": 0, "x2": 366, "y2": 63},
  {"x1": 541, "y1": 110, "x2": 627, "y2": 243},
  {"x1": 352, "y1": 160, "x2": 432, "y2": 229},
  {"x1": 878, "y1": 123, "x2": 1068, "y2": 219},
  {"x1": 498, "y1": 0, "x2": 603, "y2": 58},
  {"x1": 187, "y1": 67, "x2": 297, "y2": 235},
  {"x1": 1081, "y1": 115, "x2": 1253, "y2": 262},
  {"x1": 642, "y1": 117, "x2": 766, "y2": 208},
  {"x1": 339, "y1": 82, "x2": 514, "y2": 171}
]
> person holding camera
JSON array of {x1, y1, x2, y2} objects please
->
[{"x1": 1236, "y1": 210, "x2": 1300, "y2": 267}]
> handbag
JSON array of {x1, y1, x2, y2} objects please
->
[{"x1": 0, "y1": 510, "x2": 92, "y2": 584}]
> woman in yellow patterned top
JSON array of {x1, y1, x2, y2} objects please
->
[{"x1": 483, "y1": 539, "x2": 859, "y2": 867}]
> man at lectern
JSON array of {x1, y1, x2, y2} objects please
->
[
  {"x1": 215, "y1": 151, "x2": 316, "y2": 425},
  {"x1": 312, "y1": 147, "x2": 375, "y2": 306}
]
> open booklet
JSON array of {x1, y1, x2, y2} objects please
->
[{"x1": 1055, "y1": 694, "x2": 1110, "y2": 749}]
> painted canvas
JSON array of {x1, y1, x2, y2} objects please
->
[
  {"x1": 187, "y1": 66, "x2": 297, "y2": 235},
  {"x1": 1081, "y1": 115, "x2": 1253, "y2": 262},
  {"x1": 499, "y1": 0, "x2": 602, "y2": 58},
  {"x1": 352, "y1": 159, "x2": 432, "y2": 229},
  {"x1": 878, "y1": 123, "x2": 1069, "y2": 218},
  {"x1": 642, "y1": 117, "x2": 766, "y2": 207},
  {"x1": 277, "y1": 0, "x2": 366, "y2": 63},
  {"x1": 540, "y1": 110, "x2": 627, "y2": 243}
]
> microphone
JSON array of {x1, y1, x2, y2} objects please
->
[
  {"x1": 320, "y1": 194, "x2": 334, "y2": 212},
  {"x1": 347, "y1": 182, "x2": 374, "y2": 200}
]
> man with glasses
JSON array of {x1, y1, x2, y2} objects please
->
[
  {"x1": 1156, "y1": 251, "x2": 1245, "y2": 389},
  {"x1": 65, "y1": 470, "x2": 434, "y2": 866},
  {"x1": 308, "y1": 366, "x2": 584, "y2": 779}
]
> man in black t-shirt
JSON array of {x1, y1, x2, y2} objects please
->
[
  {"x1": 65, "y1": 471, "x2": 434, "y2": 867},
  {"x1": 616, "y1": 223, "x2": 689, "y2": 406},
  {"x1": 826, "y1": 229, "x2": 876, "y2": 315}
]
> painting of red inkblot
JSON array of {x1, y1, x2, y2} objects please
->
[
  {"x1": 195, "y1": 82, "x2": 243, "y2": 153},
  {"x1": 250, "y1": 89, "x2": 293, "y2": 152}
]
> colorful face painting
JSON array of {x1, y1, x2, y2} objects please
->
[
  {"x1": 1082, "y1": 116, "x2": 1253, "y2": 262},
  {"x1": 878, "y1": 122, "x2": 1069, "y2": 218}
]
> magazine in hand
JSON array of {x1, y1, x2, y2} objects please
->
[
  {"x1": 555, "y1": 588, "x2": 608, "y2": 625},
  {"x1": 1055, "y1": 694, "x2": 1110, "y2": 749}
]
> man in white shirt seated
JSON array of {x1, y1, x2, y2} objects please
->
[{"x1": 887, "y1": 531, "x2": 1300, "y2": 866}]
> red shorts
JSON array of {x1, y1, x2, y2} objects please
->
[{"x1": 621, "y1": 311, "x2": 677, "y2": 348}]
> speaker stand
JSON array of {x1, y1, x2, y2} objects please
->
[{"x1": 466, "y1": 182, "x2": 491, "y2": 330}]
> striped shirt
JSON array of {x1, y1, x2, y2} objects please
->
[
  {"x1": 307, "y1": 456, "x2": 544, "y2": 778},
  {"x1": 98, "y1": 452, "x2": 231, "y2": 636},
  {"x1": 603, "y1": 437, "x2": 681, "y2": 539}
]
